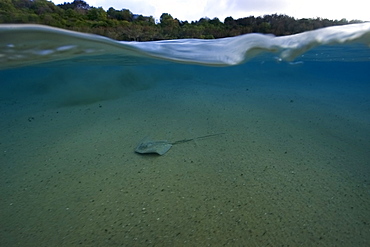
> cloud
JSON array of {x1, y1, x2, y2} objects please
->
[
  {"x1": 52, "y1": 0, "x2": 369, "y2": 22},
  {"x1": 92, "y1": 0, "x2": 156, "y2": 16},
  {"x1": 203, "y1": 0, "x2": 289, "y2": 20},
  {"x1": 150, "y1": 0, "x2": 208, "y2": 21},
  {"x1": 202, "y1": 0, "x2": 369, "y2": 21}
]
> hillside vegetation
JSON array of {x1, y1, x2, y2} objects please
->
[{"x1": 0, "y1": 0, "x2": 363, "y2": 41}]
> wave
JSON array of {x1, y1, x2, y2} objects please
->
[{"x1": 0, "y1": 23, "x2": 370, "y2": 69}]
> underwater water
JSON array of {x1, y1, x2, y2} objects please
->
[{"x1": 0, "y1": 24, "x2": 370, "y2": 246}]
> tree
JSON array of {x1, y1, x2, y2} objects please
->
[
  {"x1": 58, "y1": 0, "x2": 90, "y2": 14},
  {"x1": 107, "y1": 8, "x2": 132, "y2": 21},
  {"x1": 31, "y1": 0, "x2": 60, "y2": 15},
  {"x1": 160, "y1": 13, "x2": 174, "y2": 26},
  {"x1": 0, "y1": 0, "x2": 17, "y2": 22},
  {"x1": 209, "y1": 17, "x2": 222, "y2": 26},
  {"x1": 224, "y1": 16, "x2": 236, "y2": 26},
  {"x1": 159, "y1": 13, "x2": 180, "y2": 39},
  {"x1": 87, "y1": 7, "x2": 106, "y2": 21}
]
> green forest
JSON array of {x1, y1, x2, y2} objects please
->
[{"x1": 0, "y1": 0, "x2": 364, "y2": 41}]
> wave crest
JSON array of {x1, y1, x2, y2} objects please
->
[{"x1": 0, "y1": 23, "x2": 369, "y2": 69}]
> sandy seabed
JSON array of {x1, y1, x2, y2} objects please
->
[{"x1": 1, "y1": 63, "x2": 370, "y2": 246}]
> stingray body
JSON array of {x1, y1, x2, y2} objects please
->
[
  {"x1": 135, "y1": 133, "x2": 224, "y2": 155},
  {"x1": 135, "y1": 139, "x2": 173, "y2": 155}
]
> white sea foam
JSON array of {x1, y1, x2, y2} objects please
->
[{"x1": 0, "y1": 23, "x2": 369, "y2": 69}]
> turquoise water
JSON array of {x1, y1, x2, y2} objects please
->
[{"x1": 1, "y1": 24, "x2": 370, "y2": 246}]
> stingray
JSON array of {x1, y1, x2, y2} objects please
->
[{"x1": 135, "y1": 133, "x2": 224, "y2": 155}]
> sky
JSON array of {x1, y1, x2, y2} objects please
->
[{"x1": 51, "y1": 0, "x2": 370, "y2": 22}]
